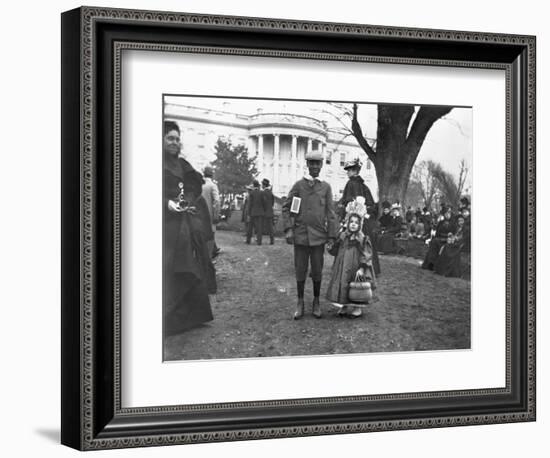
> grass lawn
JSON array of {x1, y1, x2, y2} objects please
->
[{"x1": 164, "y1": 230, "x2": 470, "y2": 361}]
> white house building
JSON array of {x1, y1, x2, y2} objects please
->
[{"x1": 165, "y1": 101, "x2": 378, "y2": 201}]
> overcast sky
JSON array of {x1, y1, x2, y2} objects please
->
[{"x1": 165, "y1": 95, "x2": 472, "y2": 188}]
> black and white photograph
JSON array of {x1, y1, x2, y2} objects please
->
[
  {"x1": 162, "y1": 96, "x2": 473, "y2": 361},
  {"x1": 2, "y1": 0, "x2": 544, "y2": 454}
]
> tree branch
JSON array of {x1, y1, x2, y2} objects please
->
[
  {"x1": 405, "y1": 106, "x2": 453, "y2": 153},
  {"x1": 457, "y1": 159, "x2": 468, "y2": 197},
  {"x1": 351, "y1": 103, "x2": 376, "y2": 162},
  {"x1": 313, "y1": 107, "x2": 353, "y2": 134}
]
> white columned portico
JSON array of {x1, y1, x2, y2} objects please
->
[
  {"x1": 273, "y1": 134, "x2": 280, "y2": 192},
  {"x1": 291, "y1": 135, "x2": 298, "y2": 182},
  {"x1": 257, "y1": 134, "x2": 264, "y2": 172},
  {"x1": 248, "y1": 137, "x2": 257, "y2": 172}
]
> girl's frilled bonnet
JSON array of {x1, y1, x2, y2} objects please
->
[{"x1": 344, "y1": 196, "x2": 368, "y2": 225}]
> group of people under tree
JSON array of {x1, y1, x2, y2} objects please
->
[
  {"x1": 163, "y1": 119, "x2": 470, "y2": 336},
  {"x1": 374, "y1": 197, "x2": 471, "y2": 278},
  {"x1": 421, "y1": 201, "x2": 471, "y2": 277},
  {"x1": 376, "y1": 200, "x2": 470, "y2": 243}
]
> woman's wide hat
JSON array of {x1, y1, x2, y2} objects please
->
[{"x1": 343, "y1": 157, "x2": 363, "y2": 170}]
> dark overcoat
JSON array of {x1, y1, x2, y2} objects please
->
[
  {"x1": 262, "y1": 188, "x2": 275, "y2": 217},
  {"x1": 282, "y1": 178, "x2": 338, "y2": 246},
  {"x1": 164, "y1": 158, "x2": 216, "y2": 293},
  {"x1": 421, "y1": 218, "x2": 457, "y2": 270},
  {"x1": 337, "y1": 175, "x2": 375, "y2": 219},
  {"x1": 434, "y1": 223, "x2": 470, "y2": 277},
  {"x1": 248, "y1": 188, "x2": 265, "y2": 217}
]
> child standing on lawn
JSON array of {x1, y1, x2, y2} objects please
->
[{"x1": 326, "y1": 197, "x2": 377, "y2": 317}]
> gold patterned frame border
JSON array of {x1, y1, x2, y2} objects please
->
[{"x1": 78, "y1": 6, "x2": 536, "y2": 450}]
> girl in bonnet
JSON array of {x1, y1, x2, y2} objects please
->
[{"x1": 326, "y1": 197, "x2": 377, "y2": 317}]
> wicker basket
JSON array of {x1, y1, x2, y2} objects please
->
[{"x1": 348, "y1": 273, "x2": 373, "y2": 303}]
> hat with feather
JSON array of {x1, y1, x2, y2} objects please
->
[
  {"x1": 343, "y1": 157, "x2": 363, "y2": 170},
  {"x1": 344, "y1": 196, "x2": 368, "y2": 224}
]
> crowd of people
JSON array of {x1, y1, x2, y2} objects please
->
[
  {"x1": 375, "y1": 199, "x2": 471, "y2": 274},
  {"x1": 420, "y1": 201, "x2": 471, "y2": 277},
  {"x1": 163, "y1": 119, "x2": 470, "y2": 335}
]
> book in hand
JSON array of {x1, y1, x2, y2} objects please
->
[{"x1": 290, "y1": 197, "x2": 301, "y2": 214}]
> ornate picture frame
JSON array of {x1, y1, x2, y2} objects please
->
[{"x1": 61, "y1": 6, "x2": 536, "y2": 450}]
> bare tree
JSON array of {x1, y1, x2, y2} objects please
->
[
  {"x1": 411, "y1": 160, "x2": 439, "y2": 209},
  {"x1": 403, "y1": 180, "x2": 424, "y2": 210},
  {"x1": 351, "y1": 103, "x2": 452, "y2": 206},
  {"x1": 456, "y1": 159, "x2": 469, "y2": 200},
  {"x1": 312, "y1": 103, "x2": 376, "y2": 151},
  {"x1": 430, "y1": 160, "x2": 469, "y2": 209}
]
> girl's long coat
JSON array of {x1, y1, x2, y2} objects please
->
[
  {"x1": 326, "y1": 231, "x2": 376, "y2": 305},
  {"x1": 338, "y1": 175, "x2": 380, "y2": 275}
]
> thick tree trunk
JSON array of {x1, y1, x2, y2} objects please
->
[
  {"x1": 374, "y1": 105, "x2": 415, "y2": 205},
  {"x1": 351, "y1": 103, "x2": 453, "y2": 212},
  {"x1": 376, "y1": 167, "x2": 412, "y2": 207}
]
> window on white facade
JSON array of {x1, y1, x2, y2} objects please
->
[
  {"x1": 326, "y1": 151, "x2": 332, "y2": 165},
  {"x1": 340, "y1": 152, "x2": 346, "y2": 167}
]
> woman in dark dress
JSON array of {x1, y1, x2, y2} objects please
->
[
  {"x1": 377, "y1": 203, "x2": 403, "y2": 254},
  {"x1": 421, "y1": 206, "x2": 457, "y2": 271},
  {"x1": 420, "y1": 207, "x2": 433, "y2": 238},
  {"x1": 457, "y1": 205, "x2": 471, "y2": 253},
  {"x1": 434, "y1": 215, "x2": 470, "y2": 277},
  {"x1": 338, "y1": 158, "x2": 380, "y2": 275},
  {"x1": 163, "y1": 121, "x2": 216, "y2": 336}
]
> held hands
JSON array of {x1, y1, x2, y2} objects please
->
[{"x1": 285, "y1": 229, "x2": 294, "y2": 245}]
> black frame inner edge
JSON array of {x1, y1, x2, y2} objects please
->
[{"x1": 61, "y1": 9, "x2": 532, "y2": 445}]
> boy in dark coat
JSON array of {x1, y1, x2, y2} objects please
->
[{"x1": 282, "y1": 150, "x2": 339, "y2": 319}]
